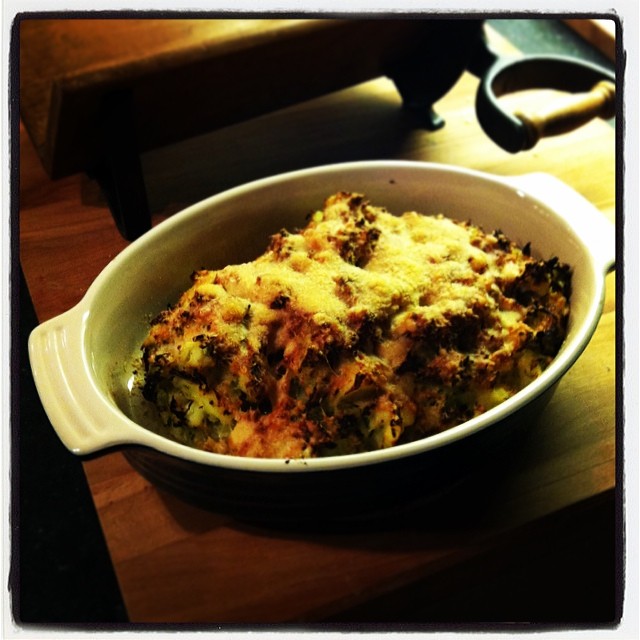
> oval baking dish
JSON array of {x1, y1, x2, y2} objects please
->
[{"x1": 28, "y1": 161, "x2": 615, "y2": 522}]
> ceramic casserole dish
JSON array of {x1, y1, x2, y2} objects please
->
[{"x1": 28, "y1": 161, "x2": 615, "y2": 523}]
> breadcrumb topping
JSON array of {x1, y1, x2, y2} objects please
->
[{"x1": 138, "y1": 192, "x2": 571, "y2": 458}]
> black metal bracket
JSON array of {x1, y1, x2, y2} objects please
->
[
  {"x1": 87, "y1": 89, "x2": 151, "y2": 241},
  {"x1": 387, "y1": 19, "x2": 488, "y2": 132}
]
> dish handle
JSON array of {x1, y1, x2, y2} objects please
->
[
  {"x1": 28, "y1": 304, "x2": 138, "y2": 455},
  {"x1": 475, "y1": 54, "x2": 615, "y2": 153},
  {"x1": 502, "y1": 172, "x2": 616, "y2": 275}
]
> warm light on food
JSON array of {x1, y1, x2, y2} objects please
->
[{"x1": 136, "y1": 191, "x2": 571, "y2": 459}]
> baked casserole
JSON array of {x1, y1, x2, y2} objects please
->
[{"x1": 137, "y1": 192, "x2": 571, "y2": 459}]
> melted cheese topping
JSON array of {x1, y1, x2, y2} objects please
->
[{"x1": 138, "y1": 192, "x2": 571, "y2": 459}]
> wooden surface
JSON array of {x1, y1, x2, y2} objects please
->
[
  {"x1": 19, "y1": 23, "x2": 617, "y2": 624},
  {"x1": 564, "y1": 18, "x2": 617, "y2": 61},
  {"x1": 19, "y1": 17, "x2": 469, "y2": 179}
]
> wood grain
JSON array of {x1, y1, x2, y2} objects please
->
[
  {"x1": 19, "y1": 17, "x2": 474, "y2": 178},
  {"x1": 19, "y1": 22, "x2": 617, "y2": 623},
  {"x1": 564, "y1": 18, "x2": 617, "y2": 61}
]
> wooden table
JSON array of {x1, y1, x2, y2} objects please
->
[{"x1": 18, "y1": 22, "x2": 618, "y2": 624}]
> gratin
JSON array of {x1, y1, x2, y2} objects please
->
[{"x1": 138, "y1": 192, "x2": 571, "y2": 458}]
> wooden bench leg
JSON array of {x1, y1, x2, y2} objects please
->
[{"x1": 88, "y1": 89, "x2": 151, "y2": 241}]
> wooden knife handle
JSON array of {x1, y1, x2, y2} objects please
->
[{"x1": 515, "y1": 80, "x2": 615, "y2": 149}]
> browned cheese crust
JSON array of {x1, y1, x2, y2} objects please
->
[{"x1": 139, "y1": 192, "x2": 571, "y2": 458}]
